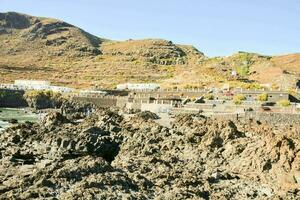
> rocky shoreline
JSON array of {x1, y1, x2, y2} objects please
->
[{"x1": 0, "y1": 101, "x2": 299, "y2": 199}]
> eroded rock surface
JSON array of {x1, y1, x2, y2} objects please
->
[{"x1": 0, "y1": 110, "x2": 299, "y2": 199}]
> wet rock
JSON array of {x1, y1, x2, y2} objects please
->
[
  {"x1": 41, "y1": 111, "x2": 70, "y2": 127},
  {"x1": 8, "y1": 118, "x2": 18, "y2": 124}
]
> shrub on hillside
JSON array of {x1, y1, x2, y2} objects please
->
[
  {"x1": 233, "y1": 94, "x2": 246, "y2": 105},
  {"x1": 277, "y1": 99, "x2": 291, "y2": 107},
  {"x1": 236, "y1": 65, "x2": 250, "y2": 77},
  {"x1": 257, "y1": 93, "x2": 268, "y2": 102},
  {"x1": 204, "y1": 93, "x2": 214, "y2": 100}
]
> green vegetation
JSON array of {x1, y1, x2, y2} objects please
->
[
  {"x1": 257, "y1": 93, "x2": 268, "y2": 102},
  {"x1": 0, "y1": 90, "x2": 26, "y2": 107},
  {"x1": 237, "y1": 52, "x2": 253, "y2": 62},
  {"x1": 24, "y1": 90, "x2": 62, "y2": 99},
  {"x1": 233, "y1": 94, "x2": 246, "y2": 105},
  {"x1": 229, "y1": 81, "x2": 263, "y2": 90},
  {"x1": 277, "y1": 100, "x2": 291, "y2": 107},
  {"x1": 183, "y1": 84, "x2": 201, "y2": 89},
  {"x1": 236, "y1": 65, "x2": 250, "y2": 77},
  {"x1": 234, "y1": 53, "x2": 254, "y2": 77},
  {"x1": 271, "y1": 84, "x2": 279, "y2": 90},
  {"x1": 204, "y1": 93, "x2": 214, "y2": 100}
]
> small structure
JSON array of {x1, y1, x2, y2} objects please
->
[
  {"x1": 231, "y1": 70, "x2": 237, "y2": 77},
  {"x1": 222, "y1": 83, "x2": 230, "y2": 91},
  {"x1": 117, "y1": 83, "x2": 160, "y2": 90}
]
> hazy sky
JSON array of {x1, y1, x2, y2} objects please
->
[{"x1": 1, "y1": 0, "x2": 299, "y2": 56}]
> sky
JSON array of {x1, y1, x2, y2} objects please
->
[{"x1": 1, "y1": 0, "x2": 300, "y2": 57}]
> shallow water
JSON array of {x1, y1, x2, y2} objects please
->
[{"x1": 0, "y1": 108, "x2": 39, "y2": 131}]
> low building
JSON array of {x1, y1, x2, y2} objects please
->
[
  {"x1": 14, "y1": 80, "x2": 51, "y2": 90},
  {"x1": 14, "y1": 80, "x2": 51, "y2": 87},
  {"x1": 117, "y1": 83, "x2": 160, "y2": 90},
  {"x1": 50, "y1": 86, "x2": 74, "y2": 93}
]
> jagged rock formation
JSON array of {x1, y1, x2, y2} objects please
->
[
  {"x1": 100, "y1": 39, "x2": 203, "y2": 66},
  {"x1": 0, "y1": 108, "x2": 299, "y2": 199}
]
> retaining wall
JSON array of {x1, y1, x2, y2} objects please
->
[
  {"x1": 209, "y1": 112, "x2": 300, "y2": 125},
  {"x1": 72, "y1": 97, "x2": 117, "y2": 108}
]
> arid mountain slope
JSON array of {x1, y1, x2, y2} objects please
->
[{"x1": 0, "y1": 12, "x2": 299, "y2": 89}]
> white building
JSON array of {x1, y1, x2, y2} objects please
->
[
  {"x1": 1, "y1": 80, "x2": 75, "y2": 93},
  {"x1": 14, "y1": 80, "x2": 51, "y2": 90},
  {"x1": 117, "y1": 83, "x2": 160, "y2": 90},
  {"x1": 14, "y1": 80, "x2": 51, "y2": 86},
  {"x1": 50, "y1": 86, "x2": 75, "y2": 93},
  {"x1": 116, "y1": 83, "x2": 128, "y2": 90}
]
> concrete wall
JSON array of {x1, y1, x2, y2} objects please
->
[
  {"x1": 131, "y1": 90, "x2": 207, "y2": 99},
  {"x1": 185, "y1": 103, "x2": 215, "y2": 110},
  {"x1": 171, "y1": 107, "x2": 202, "y2": 114},
  {"x1": 141, "y1": 103, "x2": 173, "y2": 113},
  {"x1": 239, "y1": 91, "x2": 289, "y2": 102},
  {"x1": 209, "y1": 112, "x2": 300, "y2": 125}
]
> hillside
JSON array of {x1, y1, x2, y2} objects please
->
[{"x1": 0, "y1": 12, "x2": 299, "y2": 89}]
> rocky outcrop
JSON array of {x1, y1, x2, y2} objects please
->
[
  {"x1": 60, "y1": 100, "x2": 95, "y2": 120},
  {"x1": 135, "y1": 110, "x2": 160, "y2": 120},
  {"x1": 24, "y1": 90, "x2": 63, "y2": 109},
  {"x1": 0, "y1": 89, "x2": 27, "y2": 108},
  {"x1": 0, "y1": 108, "x2": 299, "y2": 199}
]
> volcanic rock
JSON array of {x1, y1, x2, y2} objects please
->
[{"x1": 0, "y1": 108, "x2": 299, "y2": 199}]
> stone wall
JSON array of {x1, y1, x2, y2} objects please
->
[
  {"x1": 209, "y1": 112, "x2": 300, "y2": 125},
  {"x1": 141, "y1": 103, "x2": 173, "y2": 113},
  {"x1": 72, "y1": 97, "x2": 117, "y2": 108},
  {"x1": 131, "y1": 90, "x2": 207, "y2": 99}
]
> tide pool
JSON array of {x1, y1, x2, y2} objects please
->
[{"x1": 0, "y1": 108, "x2": 39, "y2": 131}]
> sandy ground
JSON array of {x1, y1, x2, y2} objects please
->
[{"x1": 155, "y1": 113, "x2": 174, "y2": 128}]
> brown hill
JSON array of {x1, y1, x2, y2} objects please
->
[{"x1": 0, "y1": 12, "x2": 299, "y2": 89}]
